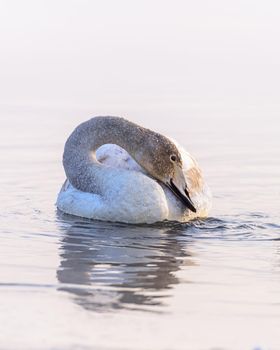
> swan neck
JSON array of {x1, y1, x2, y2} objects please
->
[{"x1": 63, "y1": 117, "x2": 145, "y2": 192}]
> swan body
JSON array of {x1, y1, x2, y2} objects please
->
[{"x1": 57, "y1": 117, "x2": 211, "y2": 224}]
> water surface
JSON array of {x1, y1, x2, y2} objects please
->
[{"x1": 0, "y1": 110, "x2": 279, "y2": 350}]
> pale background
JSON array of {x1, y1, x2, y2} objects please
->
[
  {"x1": 0, "y1": 1, "x2": 280, "y2": 350},
  {"x1": 1, "y1": 0, "x2": 279, "y2": 117}
]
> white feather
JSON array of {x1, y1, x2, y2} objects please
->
[{"x1": 57, "y1": 142, "x2": 211, "y2": 224}]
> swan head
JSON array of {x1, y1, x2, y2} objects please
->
[{"x1": 134, "y1": 133, "x2": 196, "y2": 213}]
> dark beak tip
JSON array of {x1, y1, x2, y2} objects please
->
[
  {"x1": 168, "y1": 179, "x2": 197, "y2": 213},
  {"x1": 191, "y1": 207, "x2": 197, "y2": 213},
  {"x1": 183, "y1": 198, "x2": 197, "y2": 213},
  {"x1": 190, "y1": 206, "x2": 197, "y2": 213}
]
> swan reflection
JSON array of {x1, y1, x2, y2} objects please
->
[{"x1": 57, "y1": 215, "x2": 195, "y2": 312}]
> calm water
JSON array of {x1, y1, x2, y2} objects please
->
[{"x1": 0, "y1": 108, "x2": 279, "y2": 350}]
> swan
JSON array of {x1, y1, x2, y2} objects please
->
[{"x1": 57, "y1": 116, "x2": 211, "y2": 224}]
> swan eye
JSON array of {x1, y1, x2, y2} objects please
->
[{"x1": 170, "y1": 154, "x2": 177, "y2": 162}]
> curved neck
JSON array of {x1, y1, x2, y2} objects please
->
[{"x1": 63, "y1": 116, "x2": 148, "y2": 193}]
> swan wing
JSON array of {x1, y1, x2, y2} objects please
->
[{"x1": 96, "y1": 144, "x2": 144, "y2": 173}]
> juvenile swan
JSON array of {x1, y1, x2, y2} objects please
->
[{"x1": 57, "y1": 116, "x2": 211, "y2": 223}]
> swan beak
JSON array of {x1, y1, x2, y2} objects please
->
[{"x1": 166, "y1": 168, "x2": 197, "y2": 213}]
